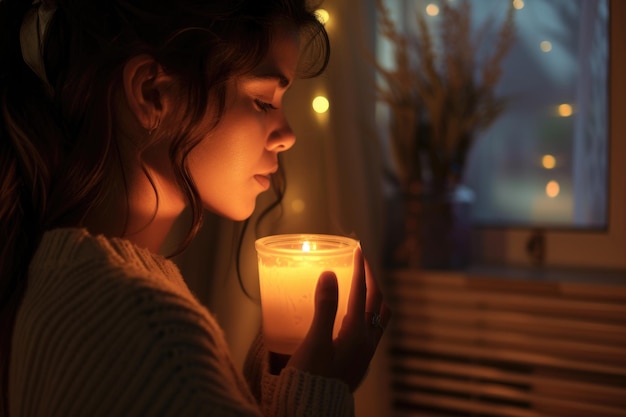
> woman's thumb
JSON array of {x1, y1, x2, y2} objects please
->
[
  {"x1": 309, "y1": 271, "x2": 339, "y2": 340},
  {"x1": 288, "y1": 271, "x2": 339, "y2": 376}
]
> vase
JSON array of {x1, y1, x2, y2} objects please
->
[{"x1": 389, "y1": 184, "x2": 475, "y2": 270}]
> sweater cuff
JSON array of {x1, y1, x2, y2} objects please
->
[
  {"x1": 265, "y1": 367, "x2": 354, "y2": 417},
  {"x1": 245, "y1": 331, "x2": 354, "y2": 416}
]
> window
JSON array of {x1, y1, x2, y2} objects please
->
[
  {"x1": 465, "y1": 0, "x2": 609, "y2": 229},
  {"x1": 376, "y1": 0, "x2": 625, "y2": 269}
]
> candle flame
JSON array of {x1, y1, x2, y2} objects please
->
[{"x1": 302, "y1": 241, "x2": 311, "y2": 252}]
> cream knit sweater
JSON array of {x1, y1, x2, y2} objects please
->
[{"x1": 10, "y1": 228, "x2": 354, "y2": 417}]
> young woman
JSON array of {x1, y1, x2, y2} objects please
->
[{"x1": 0, "y1": 0, "x2": 391, "y2": 416}]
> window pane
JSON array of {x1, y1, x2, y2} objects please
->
[
  {"x1": 379, "y1": 0, "x2": 610, "y2": 230},
  {"x1": 461, "y1": 0, "x2": 609, "y2": 229}
]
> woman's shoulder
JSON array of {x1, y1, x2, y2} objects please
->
[
  {"x1": 11, "y1": 229, "x2": 259, "y2": 416},
  {"x1": 24, "y1": 227, "x2": 210, "y2": 330},
  {"x1": 30, "y1": 227, "x2": 183, "y2": 285}
]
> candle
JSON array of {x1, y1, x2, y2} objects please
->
[{"x1": 255, "y1": 234, "x2": 358, "y2": 355}]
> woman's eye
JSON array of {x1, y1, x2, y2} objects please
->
[{"x1": 254, "y1": 99, "x2": 278, "y2": 112}]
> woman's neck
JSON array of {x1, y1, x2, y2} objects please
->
[{"x1": 82, "y1": 160, "x2": 186, "y2": 254}]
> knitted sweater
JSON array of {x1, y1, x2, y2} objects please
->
[{"x1": 9, "y1": 228, "x2": 354, "y2": 417}]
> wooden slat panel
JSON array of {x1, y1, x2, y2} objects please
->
[
  {"x1": 391, "y1": 355, "x2": 626, "y2": 407},
  {"x1": 394, "y1": 320, "x2": 626, "y2": 366},
  {"x1": 392, "y1": 337, "x2": 626, "y2": 376},
  {"x1": 393, "y1": 286, "x2": 626, "y2": 322},
  {"x1": 388, "y1": 270, "x2": 626, "y2": 417},
  {"x1": 395, "y1": 372, "x2": 533, "y2": 403},
  {"x1": 392, "y1": 269, "x2": 626, "y2": 303},
  {"x1": 393, "y1": 391, "x2": 542, "y2": 417},
  {"x1": 394, "y1": 372, "x2": 626, "y2": 417},
  {"x1": 393, "y1": 305, "x2": 626, "y2": 346}
]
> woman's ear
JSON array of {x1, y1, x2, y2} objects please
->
[{"x1": 122, "y1": 55, "x2": 176, "y2": 132}]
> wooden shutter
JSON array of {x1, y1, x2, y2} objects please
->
[{"x1": 388, "y1": 269, "x2": 626, "y2": 417}]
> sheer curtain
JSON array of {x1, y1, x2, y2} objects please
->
[
  {"x1": 170, "y1": 1, "x2": 392, "y2": 416},
  {"x1": 572, "y1": 0, "x2": 609, "y2": 227}
]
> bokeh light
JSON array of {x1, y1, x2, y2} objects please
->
[
  {"x1": 558, "y1": 103, "x2": 573, "y2": 117},
  {"x1": 312, "y1": 96, "x2": 330, "y2": 113},
  {"x1": 540, "y1": 41, "x2": 552, "y2": 52},
  {"x1": 315, "y1": 9, "x2": 329, "y2": 25},
  {"x1": 291, "y1": 199, "x2": 306, "y2": 213},
  {"x1": 542, "y1": 155, "x2": 556, "y2": 169},
  {"x1": 546, "y1": 181, "x2": 560, "y2": 198},
  {"x1": 426, "y1": 4, "x2": 439, "y2": 16}
]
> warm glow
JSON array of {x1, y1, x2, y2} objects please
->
[
  {"x1": 546, "y1": 181, "x2": 560, "y2": 198},
  {"x1": 542, "y1": 155, "x2": 556, "y2": 169},
  {"x1": 426, "y1": 4, "x2": 440, "y2": 16},
  {"x1": 315, "y1": 8, "x2": 329, "y2": 25},
  {"x1": 540, "y1": 41, "x2": 552, "y2": 52},
  {"x1": 513, "y1": 0, "x2": 524, "y2": 10},
  {"x1": 291, "y1": 198, "x2": 305, "y2": 213},
  {"x1": 312, "y1": 96, "x2": 329, "y2": 113},
  {"x1": 255, "y1": 234, "x2": 358, "y2": 354},
  {"x1": 558, "y1": 103, "x2": 573, "y2": 117}
]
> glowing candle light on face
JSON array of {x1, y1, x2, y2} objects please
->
[{"x1": 255, "y1": 234, "x2": 358, "y2": 355}]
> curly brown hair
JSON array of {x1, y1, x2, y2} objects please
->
[{"x1": 0, "y1": 0, "x2": 329, "y2": 414}]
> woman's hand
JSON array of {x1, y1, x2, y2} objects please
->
[{"x1": 286, "y1": 247, "x2": 391, "y2": 391}]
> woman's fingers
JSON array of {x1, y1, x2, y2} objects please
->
[
  {"x1": 345, "y1": 246, "x2": 367, "y2": 326},
  {"x1": 310, "y1": 271, "x2": 339, "y2": 341},
  {"x1": 289, "y1": 248, "x2": 392, "y2": 392},
  {"x1": 288, "y1": 271, "x2": 338, "y2": 377},
  {"x1": 364, "y1": 257, "x2": 383, "y2": 315}
]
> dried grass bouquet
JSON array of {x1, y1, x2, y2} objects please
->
[{"x1": 375, "y1": 0, "x2": 515, "y2": 194}]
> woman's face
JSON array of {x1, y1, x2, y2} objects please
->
[{"x1": 187, "y1": 25, "x2": 300, "y2": 220}]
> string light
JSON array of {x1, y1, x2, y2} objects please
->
[
  {"x1": 291, "y1": 198, "x2": 306, "y2": 213},
  {"x1": 312, "y1": 96, "x2": 329, "y2": 113},
  {"x1": 425, "y1": 4, "x2": 439, "y2": 16},
  {"x1": 542, "y1": 155, "x2": 556, "y2": 169},
  {"x1": 546, "y1": 181, "x2": 560, "y2": 198},
  {"x1": 315, "y1": 8, "x2": 329, "y2": 25},
  {"x1": 540, "y1": 41, "x2": 552, "y2": 52},
  {"x1": 558, "y1": 104, "x2": 573, "y2": 117}
]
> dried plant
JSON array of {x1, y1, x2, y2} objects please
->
[{"x1": 375, "y1": 0, "x2": 516, "y2": 193}]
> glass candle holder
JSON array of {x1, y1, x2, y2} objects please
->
[{"x1": 255, "y1": 234, "x2": 358, "y2": 355}]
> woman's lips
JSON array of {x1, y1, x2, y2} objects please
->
[{"x1": 254, "y1": 174, "x2": 271, "y2": 190}]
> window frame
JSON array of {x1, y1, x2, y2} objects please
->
[{"x1": 473, "y1": 0, "x2": 625, "y2": 269}]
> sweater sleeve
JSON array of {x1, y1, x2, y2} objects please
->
[
  {"x1": 12, "y1": 229, "x2": 354, "y2": 417},
  {"x1": 243, "y1": 331, "x2": 355, "y2": 417},
  {"x1": 11, "y1": 265, "x2": 265, "y2": 417}
]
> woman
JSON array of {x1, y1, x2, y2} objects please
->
[{"x1": 0, "y1": 0, "x2": 390, "y2": 416}]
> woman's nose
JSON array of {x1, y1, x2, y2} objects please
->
[{"x1": 266, "y1": 115, "x2": 296, "y2": 152}]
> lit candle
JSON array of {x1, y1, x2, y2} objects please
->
[{"x1": 255, "y1": 234, "x2": 358, "y2": 355}]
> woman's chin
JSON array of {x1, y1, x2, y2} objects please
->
[
  {"x1": 210, "y1": 204, "x2": 255, "y2": 222},
  {"x1": 230, "y1": 211, "x2": 254, "y2": 222}
]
